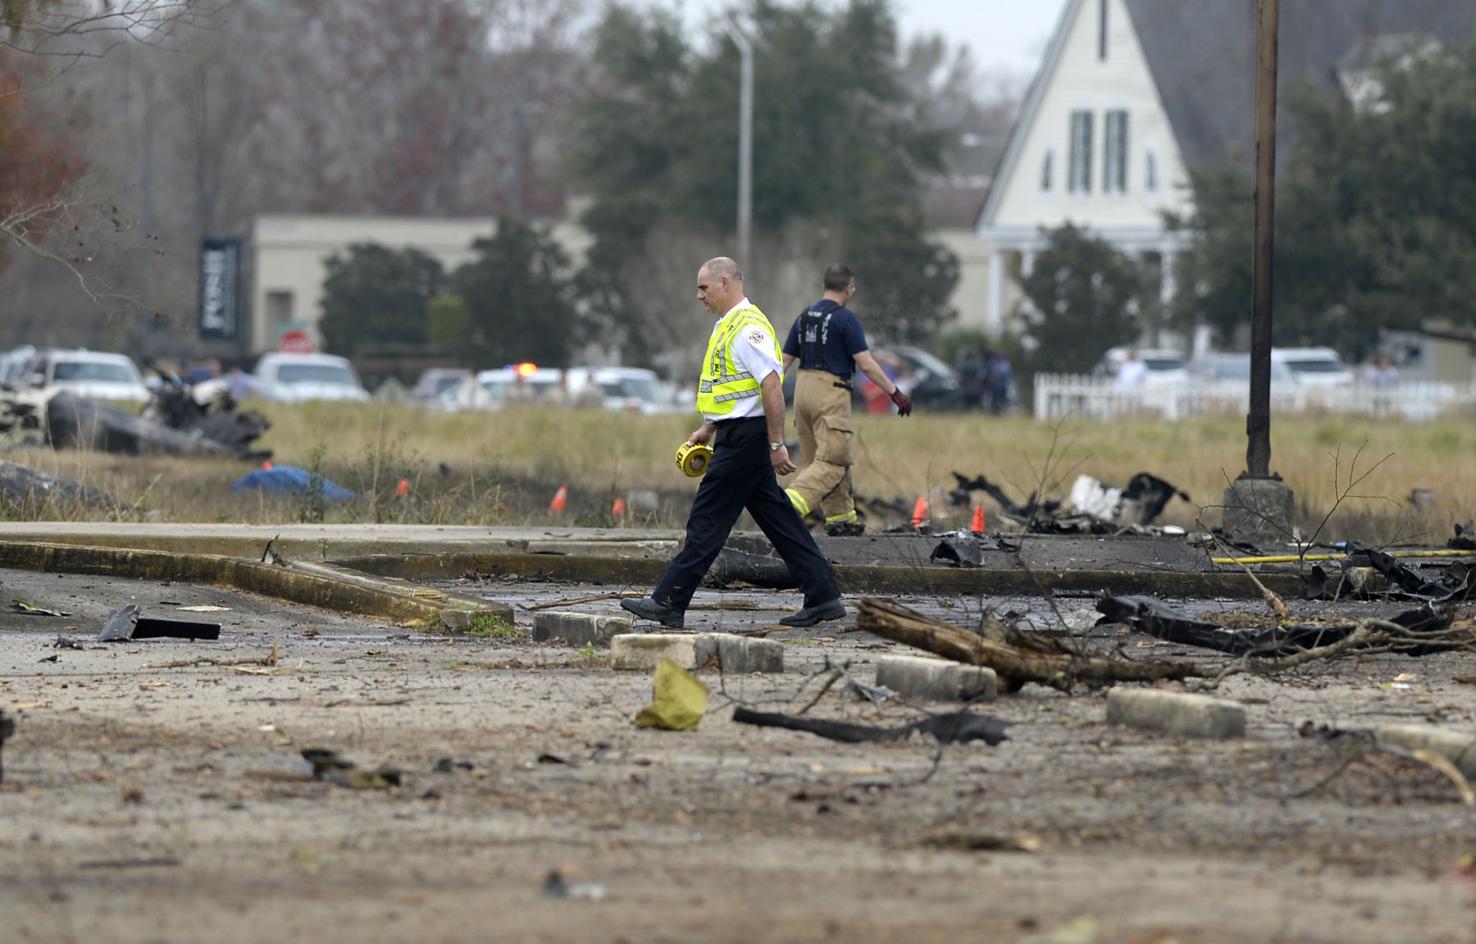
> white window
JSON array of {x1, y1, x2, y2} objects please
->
[
  {"x1": 1040, "y1": 149, "x2": 1054, "y2": 191},
  {"x1": 1145, "y1": 152, "x2": 1159, "y2": 192},
  {"x1": 1104, "y1": 110, "x2": 1129, "y2": 193},
  {"x1": 1068, "y1": 111, "x2": 1093, "y2": 194},
  {"x1": 266, "y1": 290, "x2": 295, "y2": 330},
  {"x1": 1098, "y1": 0, "x2": 1109, "y2": 61}
]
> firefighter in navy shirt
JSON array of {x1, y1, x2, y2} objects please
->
[{"x1": 781, "y1": 264, "x2": 912, "y2": 536}]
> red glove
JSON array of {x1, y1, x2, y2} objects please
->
[{"x1": 889, "y1": 388, "x2": 913, "y2": 416}]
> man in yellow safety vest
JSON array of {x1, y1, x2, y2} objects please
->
[{"x1": 622, "y1": 257, "x2": 844, "y2": 629}]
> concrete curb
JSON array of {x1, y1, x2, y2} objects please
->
[
  {"x1": 0, "y1": 540, "x2": 511, "y2": 631},
  {"x1": 874, "y1": 655, "x2": 997, "y2": 702},
  {"x1": 0, "y1": 528, "x2": 680, "y2": 563},
  {"x1": 1105, "y1": 688, "x2": 1247, "y2": 739},
  {"x1": 532, "y1": 610, "x2": 632, "y2": 647},
  {"x1": 610, "y1": 633, "x2": 784, "y2": 673},
  {"x1": 332, "y1": 551, "x2": 1301, "y2": 600}
]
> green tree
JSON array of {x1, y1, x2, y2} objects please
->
[
  {"x1": 1172, "y1": 37, "x2": 1476, "y2": 356},
  {"x1": 451, "y1": 217, "x2": 578, "y2": 368},
  {"x1": 572, "y1": 0, "x2": 959, "y2": 352},
  {"x1": 318, "y1": 243, "x2": 444, "y2": 357},
  {"x1": 1019, "y1": 223, "x2": 1141, "y2": 374}
]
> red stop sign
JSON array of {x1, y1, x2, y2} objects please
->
[{"x1": 278, "y1": 329, "x2": 316, "y2": 353}]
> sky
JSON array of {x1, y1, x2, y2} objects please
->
[{"x1": 657, "y1": 0, "x2": 1070, "y2": 76}]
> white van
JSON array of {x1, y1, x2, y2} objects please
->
[{"x1": 253, "y1": 353, "x2": 369, "y2": 402}]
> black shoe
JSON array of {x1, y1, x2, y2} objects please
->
[
  {"x1": 620, "y1": 596, "x2": 685, "y2": 629},
  {"x1": 779, "y1": 598, "x2": 847, "y2": 627},
  {"x1": 824, "y1": 522, "x2": 865, "y2": 537}
]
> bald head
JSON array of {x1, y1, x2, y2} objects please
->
[{"x1": 696, "y1": 256, "x2": 745, "y2": 316}]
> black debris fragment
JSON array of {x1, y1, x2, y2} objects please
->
[
  {"x1": 96, "y1": 604, "x2": 220, "y2": 642},
  {"x1": 0, "y1": 710, "x2": 13, "y2": 783},
  {"x1": 0, "y1": 459, "x2": 115, "y2": 509},
  {"x1": 731, "y1": 706, "x2": 1009, "y2": 746},
  {"x1": 1096, "y1": 595, "x2": 1459, "y2": 656},
  {"x1": 300, "y1": 748, "x2": 402, "y2": 790}
]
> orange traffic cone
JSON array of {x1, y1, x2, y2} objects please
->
[
  {"x1": 611, "y1": 497, "x2": 626, "y2": 517},
  {"x1": 970, "y1": 505, "x2": 986, "y2": 535},
  {"x1": 549, "y1": 485, "x2": 569, "y2": 514},
  {"x1": 911, "y1": 495, "x2": 928, "y2": 528},
  {"x1": 395, "y1": 478, "x2": 410, "y2": 498}
]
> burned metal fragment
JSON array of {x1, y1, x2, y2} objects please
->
[{"x1": 731, "y1": 706, "x2": 1009, "y2": 746}]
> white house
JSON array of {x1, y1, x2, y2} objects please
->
[{"x1": 975, "y1": 0, "x2": 1476, "y2": 337}]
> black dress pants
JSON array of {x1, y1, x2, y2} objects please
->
[{"x1": 652, "y1": 416, "x2": 839, "y2": 612}]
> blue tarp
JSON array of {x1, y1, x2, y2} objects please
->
[{"x1": 231, "y1": 465, "x2": 357, "y2": 502}]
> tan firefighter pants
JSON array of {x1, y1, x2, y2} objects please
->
[{"x1": 785, "y1": 369, "x2": 857, "y2": 525}]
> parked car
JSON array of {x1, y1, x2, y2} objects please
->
[
  {"x1": 252, "y1": 353, "x2": 369, "y2": 402},
  {"x1": 21, "y1": 348, "x2": 151, "y2": 403},
  {"x1": 1187, "y1": 353, "x2": 1299, "y2": 386},
  {"x1": 785, "y1": 345, "x2": 973, "y2": 411},
  {"x1": 564, "y1": 367, "x2": 678, "y2": 414},
  {"x1": 1271, "y1": 346, "x2": 1354, "y2": 386},
  {"x1": 1093, "y1": 347, "x2": 1189, "y2": 385},
  {"x1": 0, "y1": 345, "x2": 36, "y2": 388},
  {"x1": 442, "y1": 365, "x2": 565, "y2": 410},
  {"x1": 411, "y1": 368, "x2": 472, "y2": 404}
]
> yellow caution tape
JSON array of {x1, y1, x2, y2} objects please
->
[
  {"x1": 1211, "y1": 548, "x2": 1476, "y2": 565},
  {"x1": 675, "y1": 441, "x2": 714, "y2": 477}
]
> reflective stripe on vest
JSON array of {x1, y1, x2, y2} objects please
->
[{"x1": 695, "y1": 305, "x2": 782, "y2": 415}]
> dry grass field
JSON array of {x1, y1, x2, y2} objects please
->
[{"x1": 6, "y1": 400, "x2": 1473, "y2": 542}]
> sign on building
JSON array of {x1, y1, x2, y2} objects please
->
[{"x1": 199, "y1": 238, "x2": 242, "y2": 340}]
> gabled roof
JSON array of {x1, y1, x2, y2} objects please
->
[
  {"x1": 974, "y1": 0, "x2": 1081, "y2": 231},
  {"x1": 1122, "y1": 0, "x2": 1476, "y2": 169},
  {"x1": 977, "y1": 0, "x2": 1476, "y2": 230}
]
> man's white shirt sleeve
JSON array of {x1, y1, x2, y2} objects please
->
[{"x1": 733, "y1": 323, "x2": 781, "y2": 384}]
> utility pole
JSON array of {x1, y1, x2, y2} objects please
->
[
  {"x1": 1247, "y1": 0, "x2": 1278, "y2": 477},
  {"x1": 1223, "y1": 0, "x2": 1295, "y2": 546},
  {"x1": 728, "y1": 22, "x2": 753, "y2": 268}
]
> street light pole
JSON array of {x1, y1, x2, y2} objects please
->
[{"x1": 728, "y1": 23, "x2": 753, "y2": 268}]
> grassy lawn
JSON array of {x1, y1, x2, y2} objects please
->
[{"x1": 4, "y1": 400, "x2": 1471, "y2": 543}]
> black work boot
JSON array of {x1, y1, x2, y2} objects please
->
[
  {"x1": 779, "y1": 598, "x2": 847, "y2": 627},
  {"x1": 620, "y1": 596, "x2": 685, "y2": 629}
]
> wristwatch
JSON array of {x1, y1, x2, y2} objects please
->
[{"x1": 769, "y1": 441, "x2": 784, "y2": 452}]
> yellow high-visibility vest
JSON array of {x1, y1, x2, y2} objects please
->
[{"x1": 695, "y1": 304, "x2": 781, "y2": 416}]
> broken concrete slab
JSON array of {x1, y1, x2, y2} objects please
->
[
  {"x1": 1105, "y1": 688, "x2": 1247, "y2": 740},
  {"x1": 1376, "y1": 724, "x2": 1476, "y2": 777},
  {"x1": 610, "y1": 633, "x2": 783, "y2": 674},
  {"x1": 531, "y1": 610, "x2": 632, "y2": 647},
  {"x1": 874, "y1": 655, "x2": 997, "y2": 702}
]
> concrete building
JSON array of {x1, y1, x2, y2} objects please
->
[{"x1": 250, "y1": 215, "x2": 591, "y2": 353}]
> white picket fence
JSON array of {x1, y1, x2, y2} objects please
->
[{"x1": 1032, "y1": 375, "x2": 1476, "y2": 422}]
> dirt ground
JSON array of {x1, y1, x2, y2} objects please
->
[{"x1": 2, "y1": 566, "x2": 1475, "y2": 944}]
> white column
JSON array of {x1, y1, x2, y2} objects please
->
[
  {"x1": 1021, "y1": 249, "x2": 1037, "y2": 278},
  {"x1": 987, "y1": 249, "x2": 1005, "y2": 337},
  {"x1": 1159, "y1": 248, "x2": 1177, "y2": 304}
]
